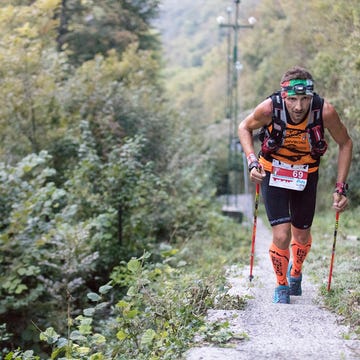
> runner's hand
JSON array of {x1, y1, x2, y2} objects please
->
[
  {"x1": 332, "y1": 192, "x2": 348, "y2": 212},
  {"x1": 250, "y1": 166, "x2": 266, "y2": 184}
]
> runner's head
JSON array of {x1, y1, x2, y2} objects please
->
[{"x1": 280, "y1": 66, "x2": 314, "y2": 99}]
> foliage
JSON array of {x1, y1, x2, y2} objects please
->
[
  {"x1": 1, "y1": 211, "x2": 250, "y2": 358},
  {"x1": 0, "y1": 0, "x2": 67, "y2": 160},
  {"x1": 59, "y1": 45, "x2": 173, "y2": 171},
  {"x1": 0, "y1": 0, "x2": 247, "y2": 356},
  {"x1": 0, "y1": 111, "x2": 230, "y2": 352},
  {"x1": 57, "y1": 0, "x2": 161, "y2": 66},
  {"x1": 0, "y1": 1, "x2": 166, "y2": 166},
  {"x1": 103, "y1": 214, "x2": 249, "y2": 358},
  {"x1": 0, "y1": 123, "x2": 173, "y2": 350}
]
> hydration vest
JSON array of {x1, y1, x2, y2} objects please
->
[{"x1": 259, "y1": 91, "x2": 328, "y2": 164}]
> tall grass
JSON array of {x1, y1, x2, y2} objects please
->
[{"x1": 308, "y1": 207, "x2": 360, "y2": 338}]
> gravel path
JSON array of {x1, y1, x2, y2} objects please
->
[{"x1": 185, "y1": 210, "x2": 360, "y2": 360}]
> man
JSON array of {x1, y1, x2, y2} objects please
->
[{"x1": 238, "y1": 66, "x2": 353, "y2": 304}]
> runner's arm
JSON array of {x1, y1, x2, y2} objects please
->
[
  {"x1": 238, "y1": 99, "x2": 272, "y2": 182},
  {"x1": 238, "y1": 98, "x2": 272, "y2": 158},
  {"x1": 322, "y1": 101, "x2": 353, "y2": 211}
]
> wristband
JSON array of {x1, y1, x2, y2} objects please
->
[
  {"x1": 334, "y1": 182, "x2": 348, "y2": 196},
  {"x1": 247, "y1": 153, "x2": 258, "y2": 166}
]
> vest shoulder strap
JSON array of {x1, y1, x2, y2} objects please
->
[
  {"x1": 269, "y1": 92, "x2": 286, "y2": 128},
  {"x1": 307, "y1": 93, "x2": 324, "y2": 127}
]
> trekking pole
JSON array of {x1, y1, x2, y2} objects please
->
[
  {"x1": 327, "y1": 211, "x2": 340, "y2": 291},
  {"x1": 249, "y1": 183, "x2": 260, "y2": 282}
]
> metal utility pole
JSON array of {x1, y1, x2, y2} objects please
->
[{"x1": 218, "y1": 0, "x2": 254, "y2": 215}]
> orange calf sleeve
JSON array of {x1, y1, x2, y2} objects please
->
[
  {"x1": 290, "y1": 236, "x2": 312, "y2": 277},
  {"x1": 269, "y1": 242, "x2": 290, "y2": 286}
]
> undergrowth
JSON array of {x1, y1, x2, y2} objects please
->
[
  {"x1": 308, "y1": 207, "x2": 360, "y2": 338},
  {"x1": 1, "y1": 213, "x2": 250, "y2": 359}
]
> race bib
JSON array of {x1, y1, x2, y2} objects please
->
[{"x1": 269, "y1": 160, "x2": 308, "y2": 191}]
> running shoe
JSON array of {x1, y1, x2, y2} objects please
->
[
  {"x1": 287, "y1": 262, "x2": 302, "y2": 296},
  {"x1": 273, "y1": 285, "x2": 290, "y2": 304}
]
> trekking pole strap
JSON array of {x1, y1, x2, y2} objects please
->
[{"x1": 334, "y1": 182, "x2": 348, "y2": 196}]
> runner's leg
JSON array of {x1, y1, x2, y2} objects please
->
[
  {"x1": 290, "y1": 232, "x2": 312, "y2": 277},
  {"x1": 261, "y1": 172, "x2": 292, "y2": 285},
  {"x1": 289, "y1": 172, "x2": 318, "y2": 276},
  {"x1": 269, "y1": 238, "x2": 290, "y2": 286}
]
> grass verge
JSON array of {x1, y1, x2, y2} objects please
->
[{"x1": 307, "y1": 207, "x2": 360, "y2": 339}]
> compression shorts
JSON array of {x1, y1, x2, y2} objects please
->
[{"x1": 261, "y1": 171, "x2": 319, "y2": 229}]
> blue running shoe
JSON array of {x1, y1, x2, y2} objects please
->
[
  {"x1": 287, "y1": 262, "x2": 302, "y2": 296},
  {"x1": 273, "y1": 285, "x2": 290, "y2": 304}
]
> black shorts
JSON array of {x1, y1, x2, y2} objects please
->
[{"x1": 261, "y1": 171, "x2": 319, "y2": 229}]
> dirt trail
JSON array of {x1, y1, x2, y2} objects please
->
[{"x1": 185, "y1": 209, "x2": 360, "y2": 360}]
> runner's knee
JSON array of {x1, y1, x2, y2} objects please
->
[
  {"x1": 291, "y1": 229, "x2": 312, "y2": 245},
  {"x1": 272, "y1": 225, "x2": 291, "y2": 249}
]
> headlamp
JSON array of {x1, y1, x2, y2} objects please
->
[
  {"x1": 281, "y1": 79, "x2": 314, "y2": 98},
  {"x1": 293, "y1": 84, "x2": 306, "y2": 94}
]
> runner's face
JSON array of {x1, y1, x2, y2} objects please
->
[{"x1": 284, "y1": 95, "x2": 312, "y2": 123}]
